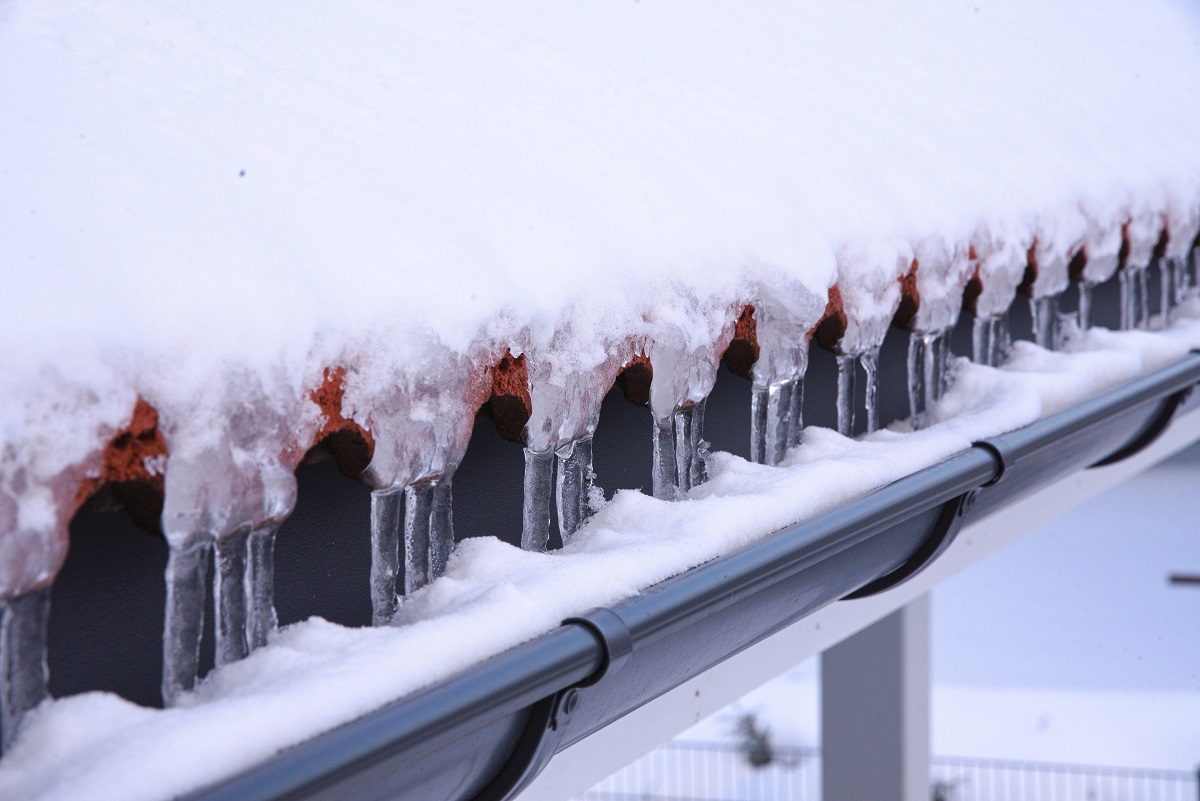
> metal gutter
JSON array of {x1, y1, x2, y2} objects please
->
[{"x1": 189, "y1": 351, "x2": 1200, "y2": 801}]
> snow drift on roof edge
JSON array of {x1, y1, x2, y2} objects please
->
[{"x1": 0, "y1": 0, "x2": 1199, "y2": 596}]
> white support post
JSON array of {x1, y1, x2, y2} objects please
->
[{"x1": 821, "y1": 594, "x2": 930, "y2": 801}]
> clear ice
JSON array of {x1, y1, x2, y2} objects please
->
[
  {"x1": 162, "y1": 540, "x2": 211, "y2": 705},
  {"x1": 368, "y1": 475, "x2": 456, "y2": 621},
  {"x1": 369, "y1": 487, "x2": 403, "y2": 626},
  {"x1": 246, "y1": 524, "x2": 278, "y2": 650},
  {"x1": 750, "y1": 351, "x2": 808, "y2": 467},
  {"x1": 652, "y1": 401, "x2": 709, "y2": 500},
  {"x1": 0, "y1": 587, "x2": 50, "y2": 752},
  {"x1": 787, "y1": 375, "x2": 805, "y2": 449},
  {"x1": 429, "y1": 476, "x2": 455, "y2": 581},
  {"x1": 1119, "y1": 268, "x2": 1151, "y2": 330},
  {"x1": 1139, "y1": 268, "x2": 1151, "y2": 328},
  {"x1": 522, "y1": 448, "x2": 555, "y2": 551},
  {"x1": 860, "y1": 347, "x2": 880, "y2": 435},
  {"x1": 747, "y1": 297, "x2": 820, "y2": 466},
  {"x1": 750, "y1": 378, "x2": 792, "y2": 466},
  {"x1": 907, "y1": 330, "x2": 950, "y2": 429},
  {"x1": 555, "y1": 436, "x2": 593, "y2": 545},
  {"x1": 157, "y1": 371, "x2": 308, "y2": 700},
  {"x1": 971, "y1": 313, "x2": 1010, "y2": 367},
  {"x1": 520, "y1": 341, "x2": 623, "y2": 551},
  {"x1": 522, "y1": 434, "x2": 596, "y2": 552},
  {"x1": 836, "y1": 354, "x2": 857, "y2": 438},
  {"x1": 1159, "y1": 258, "x2": 1174, "y2": 326},
  {"x1": 404, "y1": 474, "x2": 454, "y2": 594},
  {"x1": 836, "y1": 348, "x2": 882, "y2": 437},
  {"x1": 1170, "y1": 257, "x2": 1192, "y2": 309},
  {"x1": 1077, "y1": 283, "x2": 1094, "y2": 331},
  {"x1": 1030, "y1": 294, "x2": 1062, "y2": 350},
  {"x1": 214, "y1": 530, "x2": 251, "y2": 666}
]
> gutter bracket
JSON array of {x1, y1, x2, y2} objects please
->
[
  {"x1": 972, "y1": 437, "x2": 1012, "y2": 487},
  {"x1": 841, "y1": 488, "x2": 977, "y2": 600},
  {"x1": 1090, "y1": 385, "x2": 1193, "y2": 468},
  {"x1": 467, "y1": 609, "x2": 632, "y2": 801}
]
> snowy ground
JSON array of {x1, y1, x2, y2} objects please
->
[{"x1": 682, "y1": 447, "x2": 1200, "y2": 771}]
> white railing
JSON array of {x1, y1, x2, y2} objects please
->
[{"x1": 574, "y1": 741, "x2": 1197, "y2": 801}]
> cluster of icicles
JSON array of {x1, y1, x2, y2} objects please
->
[{"x1": 0, "y1": 205, "x2": 1198, "y2": 753}]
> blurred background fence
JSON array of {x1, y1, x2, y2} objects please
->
[{"x1": 574, "y1": 740, "x2": 1198, "y2": 801}]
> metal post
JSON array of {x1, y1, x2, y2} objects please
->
[{"x1": 821, "y1": 595, "x2": 931, "y2": 801}]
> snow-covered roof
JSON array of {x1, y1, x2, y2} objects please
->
[
  {"x1": 4, "y1": 0, "x2": 1200, "y2": 596},
  {"x1": 1, "y1": 0, "x2": 1200, "y2": 795}
]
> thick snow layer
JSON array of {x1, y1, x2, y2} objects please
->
[
  {"x1": 2, "y1": 0, "x2": 1200, "y2": 595},
  {"x1": 4, "y1": 315, "x2": 1200, "y2": 799}
]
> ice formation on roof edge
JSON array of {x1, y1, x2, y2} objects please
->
[
  {"x1": 4, "y1": 197, "x2": 1199, "y2": 604},
  {"x1": 0, "y1": 193, "x2": 1196, "y2": 753}
]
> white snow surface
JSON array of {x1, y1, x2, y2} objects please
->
[
  {"x1": 2, "y1": 0, "x2": 1200, "y2": 594},
  {"x1": 4, "y1": 311, "x2": 1200, "y2": 798}
]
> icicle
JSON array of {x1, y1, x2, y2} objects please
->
[
  {"x1": 750, "y1": 383, "x2": 768, "y2": 465},
  {"x1": 940, "y1": 330, "x2": 954, "y2": 396},
  {"x1": 971, "y1": 317, "x2": 987, "y2": 365},
  {"x1": 162, "y1": 540, "x2": 211, "y2": 705},
  {"x1": 1159, "y1": 259, "x2": 1173, "y2": 326},
  {"x1": 213, "y1": 529, "x2": 250, "y2": 666},
  {"x1": 672, "y1": 404, "x2": 694, "y2": 493},
  {"x1": 1030, "y1": 294, "x2": 1061, "y2": 350},
  {"x1": 860, "y1": 347, "x2": 880, "y2": 435},
  {"x1": 245, "y1": 524, "x2": 277, "y2": 651},
  {"x1": 1078, "y1": 283, "x2": 1094, "y2": 330},
  {"x1": 750, "y1": 378, "x2": 791, "y2": 466},
  {"x1": 412, "y1": 477, "x2": 452, "y2": 587},
  {"x1": 907, "y1": 335, "x2": 929, "y2": 428},
  {"x1": 651, "y1": 402, "x2": 709, "y2": 498},
  {"x1": 1119, "y1": 267, "x2": 1152, "y2": 330},
  {"x1": 555, "y1": 438, "x2": 591, "y2": 544},
  {"x1": 991, "y1": 313, "x2": 1008, "y2": 364},
  {"x1": 1119, "y1": 270, "x2": 1135, "y2": 331},
  {"x1": 429, "y1": 474, "x2": 455, "y2": 580},
  {"x1": 369, "y1": 487, "x2": 402, "y2": 626},
  {"x1": 836, "y1": 354, "x2": 857, "y2": 437},
  {"x1": 403, "y1": 478, "x2": 437, "y2": 595},
  {"x1": 403, "y1": 474, "x2": 456, "y2": 594},
  {"x1": 902, "y1": 330, "x2": 950, "y2": 424},
  {"x1": 652, "y1": 420, "x2": 677, "y2": 501},
  {"x1": 1138, "y1": 267, "x2": 1151, "y2": 328},
  {"x1": 687, "y1": 399, "x2": 708, "y2": 488},
  {"x1": 1171, "y1": 257, "x2": 1191, "y2": 308},
  {"x1": 0, "y1": 587, "x2": 50, "y2": 751},
  {"x1": 521, "y1": 448, "x2": 554, "y2": 551},
  {"x1": 371, "y1": 475, "x2": 455, "y2": 613},
  {"x1": 786, "y1": 373, "x2": 806, "y2": 449}
]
